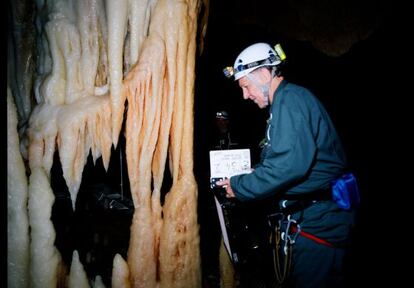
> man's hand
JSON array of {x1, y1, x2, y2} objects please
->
[{"x1": 215, "y1": 178, "x2": 236, "y2": 198}]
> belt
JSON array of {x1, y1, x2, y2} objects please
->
[
  {"x1": 278, "y1": 188, "x2": 332, "y2": 215},
  {"x1": 270, "y1": 188, "x2": 336, "y2": 249},
  {"x1": 282, "y1": 187, "x2": 332, "y2": 201}
]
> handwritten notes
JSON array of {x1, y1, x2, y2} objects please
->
[{"x1": 209, "y1": 149, "x2": 251, "y2": 178}]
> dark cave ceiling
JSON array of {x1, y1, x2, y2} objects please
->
[{"x1": 207, "y1": 0, "x2": 386, "y2": 57}]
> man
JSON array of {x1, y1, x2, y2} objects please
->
[
  {"x1": 217, "y1": 42, "x2": 358, "y2": 288},
  {"x1": 213, "y1": 110, "x2": 239, "y2": 150}
]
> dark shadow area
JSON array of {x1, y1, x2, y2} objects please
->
[
  {"x1": 51, "y1": 133, "x2": 134, "y2": 287},
  {"x1": 50, "y1": 118, "x2": 174, "y2": 287}
]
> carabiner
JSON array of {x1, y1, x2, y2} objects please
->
[{"x1": 286, "y1": 219, "x2": 301, "y2": 244}]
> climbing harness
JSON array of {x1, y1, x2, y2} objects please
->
[{"x1": 268, "y1": 196, "x2": 337, "y2": 286}]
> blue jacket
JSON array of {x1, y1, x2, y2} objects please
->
[
  {"x1": 230, "y1": 80, "x2": 353, "y2": 242},
  {"x1": 231, "y1": 80, "x2": 346, "y2": 200}
]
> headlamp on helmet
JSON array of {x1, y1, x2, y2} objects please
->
[
  {"x1": 274, "y1": 43, "x2": 286, "y2": 62},
  {"x1": 215, "y1": 110, "x2": 229, "y2": 120},
  {"x1": 223, "y1": 66, "x2": 234, "y2": 79}
]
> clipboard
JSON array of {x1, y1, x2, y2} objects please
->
[{"x1": 209, "y1": 149, "x2": 251, "y2": 263}]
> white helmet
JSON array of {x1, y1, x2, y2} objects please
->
[{"x1": 223, "y1": 43, "x2": 286, "y2": 80}]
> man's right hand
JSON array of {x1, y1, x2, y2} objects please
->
[{"x1": 215, "y1": 178, "x2": 236, "y2": 198}]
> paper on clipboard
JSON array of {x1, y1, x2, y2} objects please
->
[
  {"x1": 209, "y1": 149, "x2": 251, "y2": 178},
  {"x1": 209, "y1": 149, "x2": 251, "y2": 262}
]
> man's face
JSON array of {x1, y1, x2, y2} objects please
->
[
  {"x1": 215, "y1": 118, "x2": 229, "y2": 133},
  {"x1": 238, "y1": 71, "x2": 267, "y2": 109}
]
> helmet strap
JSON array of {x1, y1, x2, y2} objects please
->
[
  {"x1": 262, "y1": 66, "x2": 280, "y2": 105},
  {"x1": 261, "y1": 83, "x2": 270, "y2": 106},
  {"x1": 247, "y1": 71, "x2": 272, "y2": 107}
]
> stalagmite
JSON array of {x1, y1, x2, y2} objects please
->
[
  {"x1": 7, "y1": 88, "x2": 30, "y2": 288},
  {"x1": 28, "y1": 168, "x2": 61, "y2": 288},
  {"x1": 112, "y1": 254, "x2": 131, "y2": 288},
  {"x1": 67, "y1": 250, "x2": 90, "y2": 288},
  {"x1": 92, "y1": 275, "x2": 106, "y2": 288}
]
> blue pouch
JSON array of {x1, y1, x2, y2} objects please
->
[{"x1": 331, "y1": 173, "x2": 360, "y2": 210}]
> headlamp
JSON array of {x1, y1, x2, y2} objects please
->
[
  {"x1": 216, "y1": 111, "x2": 229, "y2": 119},
  {"x1": 274, "y1": 44, "x2": 286, "y2": 61},
  {"x1": 223, "y1": 66, "x2": 234, "y2": 78}
]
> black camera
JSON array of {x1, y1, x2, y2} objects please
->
[
  {"x1": 210, "y1": 177, "x2": 240, "y2": 209},
  {"x1": 210, "y1": 177, "x2": 226, "y2": 189}
]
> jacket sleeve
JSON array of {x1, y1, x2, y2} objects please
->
[{"x1": 230, "y1": 102, "x2": 316, "y2": 201}]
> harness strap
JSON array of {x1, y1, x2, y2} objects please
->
[
  {"x1": 290, "y1": 224, "x2": 333, "y2": 247},
  {"x1": 272, "y1": 220, "x2": 292, "y2": 285}
]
